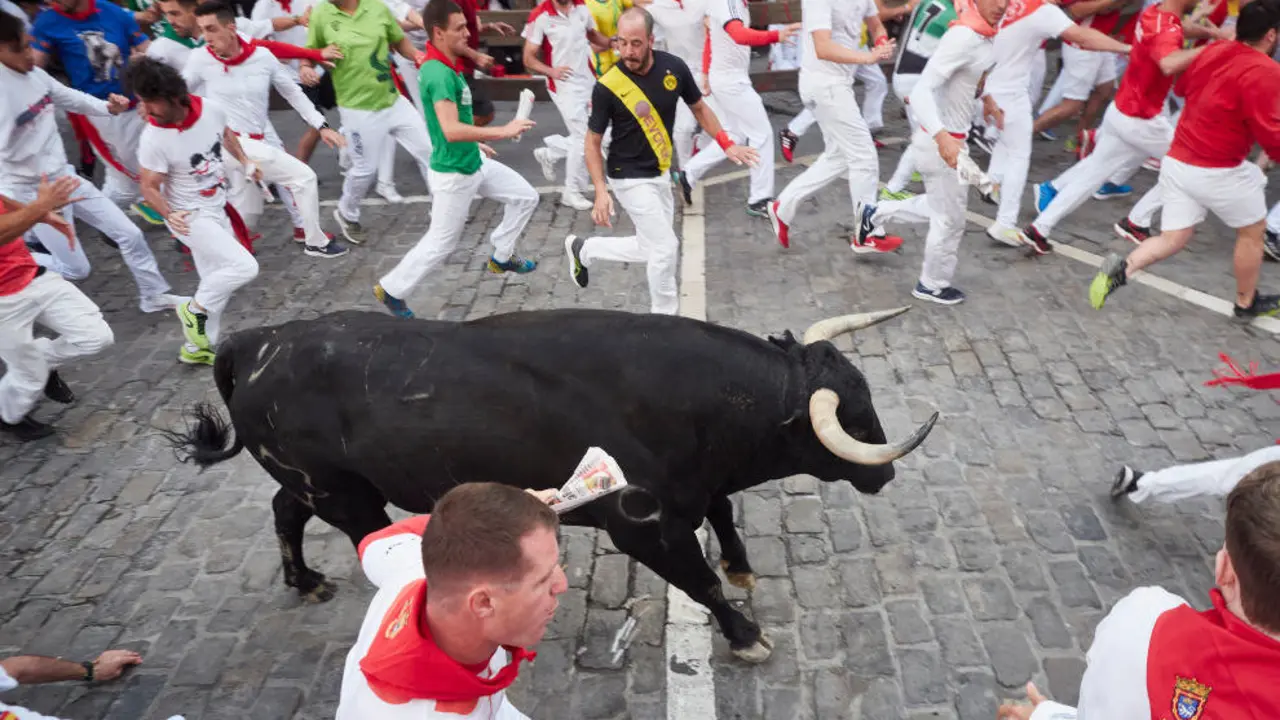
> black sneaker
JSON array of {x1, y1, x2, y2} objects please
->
[
  {"x1": 1089, "y1": 253, "x2": 1127, "y2": 309},
  {"x1": 673, "y1": 170, "x2": 693, "y2": 205},
  {"x1": 746, "y1": 198, "x2": 771, "y2": 218},
  {"x1": 332, "y1": 209, "x2": 366, "y2": 245},
  {"x1": 1233, "y1": 292, "x2": 1280, "y2": 320},
  {"x1": 1110, "y1": 465, "x2": 1144, "y2": 499},
  {"x1": 304, "y1": 238, "x2": 350, "y2": 258},
  {"x1": 1264, "y1": 230, "x2": 1280, "y2": 262},
  {"x1": 778, "y1": 128, "x2": 798, "y2": 163},
  {"x1": 1018, "y1": 225, "x2": 1053, "y2": 255},
  {"x1": 564, "y1": 234, "x2": 588, "y2": 288},
  {"x1": 1113, "y1": 218, "x2": 1151, "y2": 245},
  {"x1": 854, "y1": 202, "x2": 878, "y2": 245},
  {"x1": 44, "y1": 371, "x2": 74, "y2": 404},
  {"x1": 1, "y1": 415, "x2": 55, "y2": 441}
]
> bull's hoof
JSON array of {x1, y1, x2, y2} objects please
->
[
  {"x1": 300, "y1": 578, "x2": 337, "y2": 604},
  {"x1": 719, "y1": 559, "x2": 757, "y2": 591},
  {"x1": 730, "y1": 633, "x2": 773, "y2": 664}
]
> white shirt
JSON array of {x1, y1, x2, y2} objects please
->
[
  {"x1": 521, "y1": 2, "x2": 595, "y2": 88},
  {"x1": 799, "y1": 0, "x2": 876, "y2": 86},
  {"x1": 907, "y1": 25, "x2": 995, "y2": 138},
  {"x1": 336, "y1": 525, "x2": 529, "y2": 720},
  {"x1": 137, "y1": 97, "x2": 232, "y2": 212},
  {"x1": 985, "y1": 3, "x2": 1073, "y2": 98},
  {"x1": 0, "y1": 66, "x2": 109, "y2": 188},
  {"x1": 649, "y1": 0, "x2": 707, "y2": 73},
  {"x1": 182, "y1": 42, "x2": 325, "y2": 136},
  {"x1": 251, "y1": 0, "x2": 319, "y2": 77},
  {"x1": 769, "y1": 22, "x2": 801, "y2": 69},
  {"x1": 707, "y1": 0, "x2": 753, "y2": 82}
]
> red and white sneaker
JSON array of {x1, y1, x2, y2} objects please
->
[
  {"x1": 850, "y1": 234, "x2": 903, "y2": 254},
  {"x1": 768, "y1": 200, "x2": 790, "y2": 248},
  {"x1": 874, "y1": 137, "x2": 885, "y2": 149},
  {"x1": 293, "y1": 227, "x2": 306, "y2": 243},
  {"x1": 1076, "y1": 128, "x2": 1096, "y2": 160},
  {"x1": 778, "y1": 128, "x2": 798, "y2": 163},
  {"x1": 1143, "y1": 157, "x2": 1161, "y2": 172}
]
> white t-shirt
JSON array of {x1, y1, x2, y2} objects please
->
[
  {"x1": 706, "y1": 0, "x2": 753, "y2": 82},
  {"x1": 137, "y1": 97, "x2": 232, "y2": 212},
  {"x1": 521, "y1": 1, "x2": 595, "y2": 89},
  {"x1": 250, "y1": 0, "x2": 319, "y2": 77},
  {"x1": 799, "y1": 0, "x2": 877, "y2": 86},
  {"x1": 182, "y1": 43, "x2": 325, "y2": 136},
  {"x1": 649, "y1": 0, "x2": 707, "y2": 72},
  {"x1": 985, "y1": 3, "x2": 1073, "y2": 98},
  {"x1": 907, "y1": 25, "x2": 995, "y2": 138},
  {"x1": 0, "y1": 66, "x2": 109, "y2": 188}
]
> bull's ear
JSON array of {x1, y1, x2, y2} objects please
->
[{"x1": 767, "y1": 330, "x2": 799, "y2": 350}]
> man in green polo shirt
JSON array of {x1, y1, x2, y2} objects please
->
[
  {"x1": 372, "y1": 0, "x2": 540, "y2": 319},
  {"x1": 302, "y1": 0, "x2": 433, "y2": 244}
]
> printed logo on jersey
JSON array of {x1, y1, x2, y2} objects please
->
[
  {"x1": 385, "y1": 595, "x2": 412, "y2": 639},
  {"x1": 663, "y1": 71, "x2": 677, "y2": 91},
  {"x1": 77, "y1": 30, "x2": 123, "y2": 82},
  {"x1": 1171, "y1": 677, "x2": 1211, "y2": 720},
  {"x1": 15, "y1": 93, "x2": 54, "y2": 129},
  {"x1": 188, "y1": 138, "x2": 226, "y2": 197},
  {"x1": 461, "y1": 81, "x2": 473, "y2": 107}
]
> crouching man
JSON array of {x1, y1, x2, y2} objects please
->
[
  {"x1": 998, "y1": 463, "x2": 1280, "y2": 719},
  {"x1": 0, "y1": 178, "x2": 114, "y2": 441},
  {"x1": 338, "y1": 483, "x2": 566, "y2": 718}
]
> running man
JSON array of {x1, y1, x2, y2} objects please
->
[
  {"x1": 565, "y1": 7, "x2": 756, "y2": 315},
  {"x1": 1088, "y1": 0, "x2": 1280, "y2": 320},
  {"x1": 881, "y1": 0, "x2": 952, "y2": 200},
  {"x1": 373, "y1": 0, "x2": 539, "y2": 319}
]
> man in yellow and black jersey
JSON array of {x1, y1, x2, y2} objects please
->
[{"x1": 562, "y1": 6, "x2": 755, "y2": 316}]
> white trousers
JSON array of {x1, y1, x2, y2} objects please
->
[
  {"x1": 338, "y1": 97, "x2": 433, "y2": 222},
  {"x1": 379, "y1": 159, "x2": 538, "y2": 299},
  {"x1": 0, "y1": 271, "x2": 113, "y2": 423},
  {"x1": 547, "y1": 79, "x2": 593, "y2": 193},
  {"x1": 378, "y1": 56, "x2": 429, "y2": 189},
  {"x1": 1130, "y1": 445, "x2": 1280, "y2": 504},
  {"x1": 1028, "y1": 47, "x2": 1047, "y2": 108},
  {"x1": 789, "y1": 66, "x2": 887, "y2": 138},
  {"x1": 86, "y1": 111, "x2": 145, "y2": 205},
  {"x1": 776, "y1": 80, "x2": 878, "y2": 225},
  {"x1": 886, "y1": 79, "x2": 919, "y2": 194},
  {"x1": 262, "y1": 122, "x2": 306, "y2": 231},
  {"x1": 1038, "y1": 63, "x2": 1068, "y2": 117},
  {"x1": 987, "y1": 90, "x2": 1033, "y2": 227},
  {"x1": 875, "y1": 136, "x2": 967, "y2": 291},
  {"x1": 1157, "y1": 156, "x2": 1267, "y2": 231},
  {"x1": 4, "y1": 168, "x2": 170, "y2": 301},
  {"x1": 171, "y1": 209, "x2": 259, "y2": 346},
  {"x1": 580, "y1": 174, "x2": 679, "y2": 314},
  {"x1": 684, "y1": 77, "x2": 775, "y2": 203},
  {"x1": 1267, "y1": 201, "x2": 1280, "y2": 235},
  {"x1": 673, "y1": 100, "x2": 698, "y2": 168},
  {"x1": 225, "y1": 137, "x2": 326, "y2": 248},
  {"x1": 1033, "y1": 103, "x2": 1171, "y2": 236}
]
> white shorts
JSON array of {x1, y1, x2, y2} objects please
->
[
  {"x1": 1158, "y1": 156, "x2": 1268, "y2": 231},
  {"x1": 1059, "y1": 44, "x2": 1117, "y2": 101}
]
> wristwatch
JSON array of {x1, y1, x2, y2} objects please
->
[{"x1": 81, "y1": 661, "x2": 95, "y2": 682}]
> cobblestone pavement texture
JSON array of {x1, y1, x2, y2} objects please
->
[{"x1": 2, "y1": 79, "x2": 1279, "y2": 719}]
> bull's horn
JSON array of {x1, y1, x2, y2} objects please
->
[
  {"x1": 808, "y1": 388, "x2": 938, "y2": 465},
  {"x1": 802, "y1": 307, "x2": 911, "y2": 345}
]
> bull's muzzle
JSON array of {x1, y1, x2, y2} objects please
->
[{"x1": 802, "y1": 306, "x2": 938, "y2": 465}]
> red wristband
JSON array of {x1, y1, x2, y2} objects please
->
[
  {"x1": 874, "y1": 35, "x2": 890, "y2": 47},
  {"x1": 715, "y1": 130, "x2": 733, "y2": 151}
]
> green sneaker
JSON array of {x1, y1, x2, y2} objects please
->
[
  {"x1": 132, "y1": 201, "x2": 166, "y2": 225},
  {"x1": 179, "y1": 346, "x2": 216, "y2": 365},
  {"x1": 1089, "y1": 253, "x2": 1127, "y2": 310},
  {"x1": 1233, "y1": 292, "x2": 1280, "y2": 320},
  {"x1": 879, "y1": 187, "x2": 915, "y2": 201},
  {"x1": 910, "y1": 172, "x2": 922, "y2": 183},
  {"x1": 176, "y1": 300, "x2": 210, "y2": 350}
]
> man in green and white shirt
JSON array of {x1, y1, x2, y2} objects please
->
[
  {"x1": 881, "y1": 0, "x2": 949, "y2": 198},
  {"x1": 372, "y1": 0, "x2": 540, "y2": 319},
  {"x1": 303, "y1": 0, "x2": 432, "y2": 243}
]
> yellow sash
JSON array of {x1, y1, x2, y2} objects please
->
[{"x1": 599, "y1": 66, "x2": 673, "y2": 173}]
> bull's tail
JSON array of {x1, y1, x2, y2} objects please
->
[{"x1": 161, "y1": 342, "x2": 244, "y2": 467}]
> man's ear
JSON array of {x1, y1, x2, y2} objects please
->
[
  {"x1": 467, "y1": 586, "x2": 496, "y2": 619},
  {"x1": 1214, "y1": 547, "x2": 1237, "y2": 592}
]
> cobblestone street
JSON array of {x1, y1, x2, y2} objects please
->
[{"x1": 1, "y1": 96, "x2": 1278, "y2": 719}]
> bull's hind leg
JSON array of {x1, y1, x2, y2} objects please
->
[
  {"x1": 707, "y1": 494, "x2": 755, "y2": 591},
  {"x1": 273, "y1": 488, "x2": 336, "y2": 603}
]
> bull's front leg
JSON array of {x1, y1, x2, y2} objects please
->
[
  {"x1": 608, "y1": 514, "x2": 772, "y2": 663},
  {"x1": 706, "y1": 494, "x2": 755, "y2": 590}
]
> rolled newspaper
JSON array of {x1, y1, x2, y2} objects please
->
[
  {"x1": 548, "y1": 447, "x2": 628, "y2": 514},
  {"x1": 512, "y1": 88, "x2": 536, "y2": 143},
  {"x1": 955, "y1": 149, "x2": 995, "y2": 196}
]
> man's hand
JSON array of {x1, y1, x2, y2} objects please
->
[
  {"x1": 297, "y1": 6, "x2": 312, "y2": 25},
  {"x1": 299, "y1": 65, "x2": 321, "y2": 86},
  {"x1": 91, "y1": 650, "x2": 143, "y2": 683},
  {"x1": 319, "y1": 128, "x2": 346, "y2": 148},
  {"x1": 319, "y1": 44, "x2": 343, "y2": 64},
  {"x1": 548, "y1": 65, "x2": 575, "y2": 81},
  {"x1": 166, "y1": 210, "x2": 192, "y2": 236},
  {"x1": 934, "y1": 130, "x2": 963, "y2": 169},
  {"x1": 485, "y1": 20, "x2": 516, "y2": 35},
  {"x1": 41, "y1": 211, "x2": 76, "y2": 248},
  {"x1": 35, "y1": 174, "x2": 80, "y2": 213},
  {"x1": 473, "y1": 52, "x2": 495, "y2": 70},
  {"x1": 725, "y1": 144, "x2": 759, "y2": 167},
  {"x1": 478, "y1": 142, "x2": 497, "y2": 158},
  {"x1": 524, "y1": 488, "x2": 558, "y2": 504},
  {"x1": 592, "y1": 188, "x2": 614, "y2": 227},
  {"x1": 244, "y1": 162, "x2": 263, "y2": 183},
  {"x1": 870, "y1": 39, "x2": 896, "y2": 62},
  {"x1": 777, "y1": 22, "x2": 802, "y2": 43},
  {"x1": 500, "y1": 117, "x2": 536, "y2": 139},
  {"x1": 106, "y1": 93, "x2": 131, "y2": 115},
  {"x1": 982, "y1": 95, "x2": 1005, "y2": 131},
  {"x1": 996, "y1": 682, "x2": 1049, "y2": 720}
]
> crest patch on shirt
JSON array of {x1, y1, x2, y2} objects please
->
[
  {"x1": 385, "y1": 595, "x2": 412, "y2": 639},
  {"x1": 663, "y1": 72, "x2": 677, "y2": 91},
  {"x1": 1172, "y1": 676, "x2": 1211, "y2": 720}
]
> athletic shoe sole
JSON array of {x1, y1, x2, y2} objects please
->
[
  {"x1": 1113, "y1": 222, "x2": 1146, "y2": 245},
  {"x1": 564, "y1": 234, "x2": 587, "y2": 289},
  {"x1": 911, "y1": 288, "x2": 964, "y2": 305}
]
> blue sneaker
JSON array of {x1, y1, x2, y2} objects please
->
[
  {"x1": 854, "y1": 202, "x2": 878, "y2": 245},
  {"x1": 373, "y1": 283, "x2": 414, "y2": 319},
  {"x1": 911, "y1": 282, "x2": 965, "y2": 305},
  {"x1": 487, "y1": 256, "x2": 538, "y2": 274},
  {"x1": 1034, "y1": 181, "x2": 1057, "y2": 213},
  {"x1": 1037, "y1": 128, "x2": 1057, "y2": 141},
  {"x1": 1092, "y1": 182, "x2": 1132, "y2": 200}
]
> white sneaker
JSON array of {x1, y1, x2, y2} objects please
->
[
  {"x1": 985, "y1": 223, "x2": 1021, "y2": 247},
  {"x1": 376, "y1": 183, "x2": 404, "y2": 204},
  {"x1": 140, "y1": 293, "x2": 189, "y2": 314},
  {"x1": 533, "y1": 147, "x2": 557, "y2": 181},
  {"x1": 559, "y1": 191, "x2": 593, "y2": 211}
]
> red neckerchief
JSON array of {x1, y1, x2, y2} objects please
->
[
  {"x1": 52, "y1": 0, "x2": 97, "y2": 20},
  {"x1": 208, "y1": 37, "x2": 257, "y2": 71},
  {"x1": 422, "y1": 43, "x2": 462, "y2": 73},
  {"x1": 952, "y1": 0, "x2": 998, "y2": 37},
  {"x1": 358, "y1": 578, "x2": 536, "y2": 705},
  {"x1": 146, "y1": 95, "x2": 203, "y2": 131},
  {"x1": 278, "y1": 0, "x2": 292, "y2": 12}
]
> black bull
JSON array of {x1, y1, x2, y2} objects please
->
[{"x1": 168, "y1": 307, "x2": 937, "y2": 662}]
